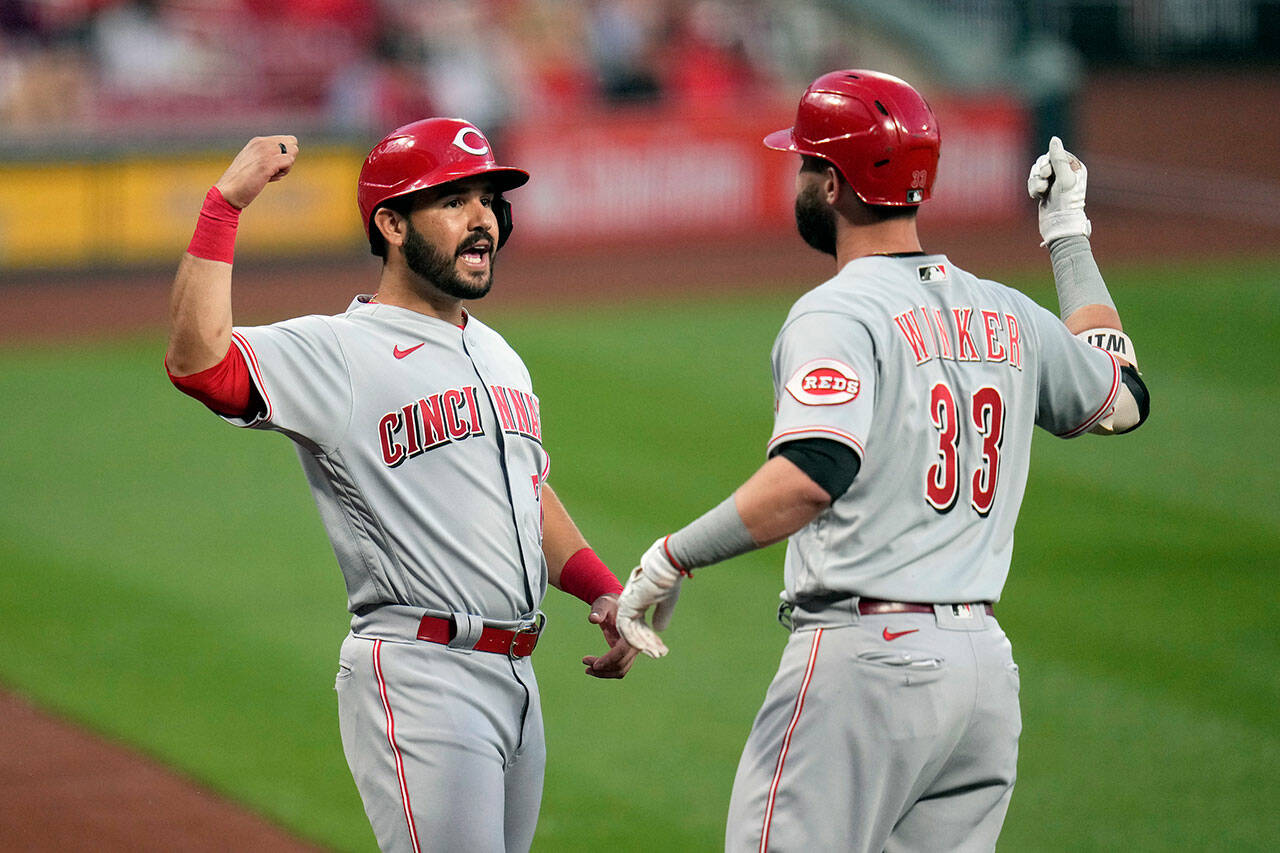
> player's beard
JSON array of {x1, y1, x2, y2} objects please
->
[
  {"x1": 794, "y1": 183, "x2": 837, "y2": 257},
  {"x1": 403, "y1": 221, "x2": 494, "y2": 301}
]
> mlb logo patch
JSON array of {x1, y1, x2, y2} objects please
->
[{"x1": 918, "y1": 263, "x2": 947, "y2": 283}]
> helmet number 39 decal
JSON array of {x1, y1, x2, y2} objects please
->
[
  {"x1": 785, "y1": 358, "x2": 861, "y2": 405},
  {"x1": 453, "y1": 127, "x2": 490, "y2": 156}
]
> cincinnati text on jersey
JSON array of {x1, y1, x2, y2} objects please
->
[
  {"x1": 893, "y1": 305, "x2": 1023, "y2": 369},
  {"x1": 377, "y1": 384, "x2": 541, "y2": 467}
]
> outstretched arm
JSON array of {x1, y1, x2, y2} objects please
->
[
  {"x1": 616, "y1": 453, "x2": 837, "y2": 659},
  {"x1": 166, "y1": 136, "x2": 297, "y2": 376}
]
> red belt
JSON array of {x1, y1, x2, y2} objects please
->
[
  {"x1": 858, "y1": 598, "x2": 994, "y2": 616},
  {"x1": 416, "y1": 614, "x2": 541, "y2": 657}
]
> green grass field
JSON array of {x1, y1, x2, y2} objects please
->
[{"x1": 1, "y1": 257, "x2": 1276, "y2": 851}]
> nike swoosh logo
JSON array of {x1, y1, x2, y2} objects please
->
[
  {"x1": 883, "y1": 627, "x2": 919, "y2": 641},
  {"x1": 393, "y1": 343, "x2": 425, "y2": 359}
]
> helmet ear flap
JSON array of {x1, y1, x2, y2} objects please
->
[{"x1": 494, "y1": 196, "x2": 513, "y2": 249}]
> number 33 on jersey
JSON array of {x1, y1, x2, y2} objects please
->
[{"x1": 768, "y1": 254, "x2": 1120, "y2": 603}]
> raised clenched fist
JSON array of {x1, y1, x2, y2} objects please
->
[{"x1": 214, "y1": 135, "x2": 299, "y2": 210}]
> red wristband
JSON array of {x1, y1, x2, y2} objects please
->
[
  {"x1": 559, "y1": 548, "x2": 623, "y2": 605},
  {"x1": 187, "y1": 186, "x2": 241, "y2": 263}
]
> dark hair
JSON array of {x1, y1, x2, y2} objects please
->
[
  {"x1": 800, "y1": 155, "x2": 917, "y2": 222},
  {"x1": 370, "y1": 194, "x2": 417, "y2": 259}
]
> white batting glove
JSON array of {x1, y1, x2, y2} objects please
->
[
  {"x1": 615, "y1": 538, "x2": 685, "y2": 659},
  {"x1": 1027, "y1": 136, "x2": 1091, "y2": 247}
]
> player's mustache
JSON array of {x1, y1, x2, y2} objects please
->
[{"x1": 456, "y1": 230, "x2": 494, "y2": 256}]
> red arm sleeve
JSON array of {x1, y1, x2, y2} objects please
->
[{"x1": 166, "y1": 342, "x2": 253, "y2": 417}]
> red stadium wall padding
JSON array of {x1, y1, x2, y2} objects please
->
[{"x1": 503, "y1": 98, "x2": 1028, "y2": 246}]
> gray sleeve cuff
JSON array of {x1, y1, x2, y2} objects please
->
[
  {"x1": 664, "y1": 496, "x2": 758, "y2": 571},
  {"x1": 1049, "y1": 235, "x2": 1115, "y2": 320}
]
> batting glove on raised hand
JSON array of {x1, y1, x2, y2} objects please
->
[
  {"x1": 615, "y1": 538, "x2": 685, "y2": 658},
  {"x1": 1027, "y1": 136, "x2": 1091, "y2": 247}
]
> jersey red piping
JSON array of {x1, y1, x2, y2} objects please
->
[
  {"x1": 760, "y1": 628, "x2": 823, "y2": 852},
  {"x1": 767, "y1": 427, "x2": 865, "y2": 457},
  {"x1": 1060, "y1": 351, "x2": 1121, "y2": 438},
  {"x1": 374, "y1": 639, "x2": 422, "y2": 853},
  {"x1": 231, "y1": 331, "x2": 273, "y2": 423}
]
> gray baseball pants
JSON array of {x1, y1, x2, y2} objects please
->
[
  {"x1": 726, "y1": 602, "x2": 1021, "y2": 852},
  {"x1": 335, "y1": 606, "x2": 545, "y2": 852}
]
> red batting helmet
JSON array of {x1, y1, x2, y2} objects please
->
[
  {"x1": 764, "y1": 70, "x2": 940, "y2": 206},
  {"x1": 357, "y1": 117, "x2": 530, "y2": 255}
]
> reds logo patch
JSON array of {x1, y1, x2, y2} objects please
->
[{"x1": 785, "y1": 359, "x2": 861, "y2": 406}]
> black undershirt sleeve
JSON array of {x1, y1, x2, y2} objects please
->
[{"x1": 771, "y1": 438, "x2": 862, "y2": 503}]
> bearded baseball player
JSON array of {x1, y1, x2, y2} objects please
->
[
  {"x1": 165, "y1": 119, "x2": 637, "y2": 852},
  {"x1": 616, "y1": 70, "x2": 1150, "y2": 851}
]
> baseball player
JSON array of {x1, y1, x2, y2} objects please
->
[
  {"x1": 165, "y1": 119, "x2": 637, "y2": 852},
  {"x1": 616, "y1": 70, "x2": 1150, "y2": 851}
]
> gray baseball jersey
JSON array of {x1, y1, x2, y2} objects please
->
[
  {"x1": 726, "y1": 253, "x2": 1122, "y2": 852},
  {"x1": 225, "y1": 295, "x2": 549, "y2": 620},
  {"x1": 223, "y1": 295, "x2": 552, "y2": 851},
  {"x1": 769, "y1": 253, "x2": 1120, "y2": 605}
]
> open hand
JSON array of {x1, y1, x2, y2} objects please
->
[{"x1": 581, "y1": 594, "x2": 640, "y2": 678}]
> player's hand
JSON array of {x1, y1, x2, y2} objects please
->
[
  {"x1": 214, "y1": 135, "x2": 299, "y2": 209},
  {"x1": 1027, "y1": 136, "x2": 1090, "y2": 247},
  {"x1": 615, "y1": 538, "x2": 685, "y2": 658},
  {"x1": 581, "y1": 594, "x2": 640, "y2": 678}
]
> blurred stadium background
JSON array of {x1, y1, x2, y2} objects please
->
[{"x1": 1, "y1": 1, "x2": 1278, "y2": 851}]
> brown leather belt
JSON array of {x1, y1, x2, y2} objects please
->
[
  {"x1": 416, "y1": 614, "x2": 541, "y2": 657},
  {"x1": 858, "y1": 598, "x2": 994, "y2": 616}
]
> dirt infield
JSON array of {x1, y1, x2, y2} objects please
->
[
  {"x1": 0, "y1": 689, "x2": 325, "y2": 851},
  {"x1": 0, "y1": 66, "x2": 1276, "y2": 850}
]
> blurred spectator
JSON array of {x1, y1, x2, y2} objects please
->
[
  {"x1": 240, "y1": 0, "x2": 377, "y2": 108},
  {"x1": 0, "y1": 39, "x2": 90, "y2": 131},
  {"x1": 504, "y1": 0, "x2": 595, "y2": 116},
  {"x1": 89, "y1": 0, "x2": 206, "y2": 95},
  {"x1": 659, "y1": 0, "x2": 773, "y2": 114},
  {"x1": 586, "y1": 0, "x2": 662, "y2": 103},
  {"x1": 2, "y1": 0, "x2": 809, "y2": 138},
  {"x1": 327, "y1": 30, "x2": 437, "y2": 135},
  {"x1": 0, "y1": 0, "x2": 94, "y2": 133}
]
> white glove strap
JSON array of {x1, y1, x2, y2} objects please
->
[
  {"x1": 1076, "y1": 327, "x2": 1137, "y2": 369},
  {"x1": 1039, "y1": 209, "x2": 1091, "y2": 247}
]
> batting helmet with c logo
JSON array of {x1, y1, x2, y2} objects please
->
[
  {"x1": 357, "y1": 117, "x2": 529, "y2": 255},
  {"x1": 764, "y1": 70, "x2": 941, "y2": 206}
]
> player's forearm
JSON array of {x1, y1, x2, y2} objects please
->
[
  {"x1": 734, "y1": 455, "x2": 831, "y2": 547},
  {"x1": 1049, "y1": 235, "x2": 1120, "y2": 326},
  {"x1": 541, "y1": 483, "x2": 624, "y2": 604},
  {"x1": 166, "y1": 252, "x2": 235, "y2": 376},
  {"x1": 167, "y1": 138, "x2": 298, "y2": 376},
  {"x1": 1063, "y1": 302, "x2": 1121, "y2": 335},
  {"x1": 540, "y1": 484, "x2": 589, "y2": 584}
]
